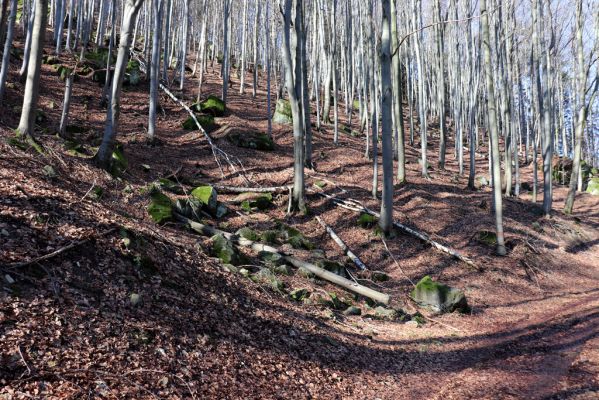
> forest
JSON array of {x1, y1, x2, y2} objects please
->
[{"x1": 0, "y1": 0, "x2": 598, "y2": 397}]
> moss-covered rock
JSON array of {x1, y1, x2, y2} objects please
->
[
  {"x1": 235, "y1": 192, "x2": 273, "y2": 211},
  {"x1": 476, "y1": 230, "x2": 497, "y2": 246},
  {"x1": 227, "y1": 131, "x2": 274, "y2": 151},
  {"x1": 278, "y1": 223, "x2": 313, "y2": 250},
  {"x1": 357, "y1": 213, "x2": 377, "y2": 229},
  {"x1": 182, "y1": 113, "x2": 216, "y2": 131},
  {"x1": 198, "y1": 95, "x2": 225, "y2": 117},
  {"x1": 175, "y1": 197, "x2": 203, "y2": 220},
  {"x1": 343, "y1": 306, "x2": 362, "y2": 316},
  {"x1": 252, "y1": 268, "x2": 284, "y2": 291},
  {"x1": 147, "y1": 191, "x2": 172, "y2": 223},
  {"x1": 191, "y1": 186, "x2": 218, "y2": 213},
  {"x1": 411, "y1": 275, "x2": 469, "y2": 313},
  {"x1": 374, "y1": 306, "x2": 397, "y2": 320},
  {"x1": 273, "y1": 99, "x2": 293, "y2": 125},
  {"x1": 260, "y1": 230, "x2": 279, "y2": 244},
  {"x1": 290, "y1": 288, "x2": 310, "y2": 301},
  {"x1": 125, "y1": 59, "x2": 141, "y2": 85},
  {"x1": 587, "y1": 177, "x2": 599, "y2": 196},
  {"x1": 110, "y1": 145, "x2": 128, "y2": 175},
  {"x1": 211, "y1": 233, "x2": 243, "y2": 265},
  {"x1": 236, "y1": 227, "x2": 259, "y2": 241}
]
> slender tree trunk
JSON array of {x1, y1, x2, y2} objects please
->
[
  {"x1": 147, "y1": 0, "x2": 163, "y2": 142},
  {"x1": 379, "y1": 0, "x2": 394, "y2": 235},
  {"x1": 94, "y1": 0, "x2": 145, "y2": 169},
  {"x1": 481, "y1": 0, "x2": 506, "y2": 256},
  {"x1": 16, "y1": 0, "x2": 47, "y2": 140},
  {"x1": 0, "y1": 0, "x2": 17, "y2": 102}
]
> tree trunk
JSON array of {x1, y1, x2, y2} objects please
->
[
  {"x1": 94, "y1": 0, "x2": 145, "y2": 169},
  {"x1": 16, "y1": 0, "x2": 47, "y2": 139},
  {"x1": 481, "y1": 0, "x2": 506, "y2": 256}
]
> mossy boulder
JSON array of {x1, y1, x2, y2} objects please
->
[
  {"x1": 374, "y1": 306, "x2": 398, "y2": 320},
  {"x1": 227, "y1": 131, "x2": 274, "y2": 151},
  {"x1": 235, "y1": 192, "x2": 273, "y2": 211},
  {"x1": 278, "y1": 223, "x2": 313, "y2": 250},
  {"x1": 182, "y1": 113, "x2": 216, "y2": 131},
  {"x1": 252, "y1": 268, "x2": 284, "y2": 291},
  {"x1": 476, "y1": 230, "x2": 497, "y2": 246},
  {"x1": 85, "y1": 48, "x2": 114, "y2": 67},
  {"x1": 147, "y1": 191, "x2": 172, "y2": 223},
  {"x1": 290, "y1": 288, "x2": 310, "y2": 301},
  {"x1": 125, "y1": 59, "x2": 141, "y2": 85},
  {"x1": 357, "y1": 213, "x2": 377, "y2": 229},
  {"x1": 587, "y1": 177, "x2": 599, "y2": 196},
  {"x1": 175, "y1": 197, "x2": 203, "y2": 220},
  {"x1": 191, "y1": 186, "x2": 218, "y2": 213},
  {"x1": 198, "y1": 95, "x2": 225, "y2": 117},
  {"x1": 273, "y1": 99, "x2": 293, "y2": 125},
  {"x1": 211, "y1": 233, "x2": 243, "y2": 265},
  {"x1": 260, "y1": 230, "x2": 279, "y2": 244},
  {"x1": 411, "y1": 275, "x2": 469, "y2": 313},
  {"x1": 258, "y1": 251, "x2": 285, "y2": 268},
  {"x1": 110, "y1": 146, "x2": 128, "y2": 175},
  {"x1": 236, "y1": 227, "x2": 259, "y2": 241}
]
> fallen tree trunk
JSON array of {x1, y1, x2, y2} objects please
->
[
  {"x1": 211, "y1": 184, "x2": 292, "y2": 194},
  {"x1": 175, "y1": 213, "x2": 390, "y2": 304},
  {"x1": 316, "y1": 216, "x2": 367, "y2": 271},
  {"x1": 316, "y1": 192, "x2": 480, "y2": 271}
]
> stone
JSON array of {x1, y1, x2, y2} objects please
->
[
  {"x1": 411, "y1": 275, "x2": 469, "y2": 313},
  {"x1": 235, "y1": 193, "x2": 273, "y2": 211},
  {"x1": 175, "y1": 198, "x2": 202, "y2": 220},
  {"x1": 252, "y1": 268, "x2": 284, "y2": 291},
  {"x1": 357, "y1": 213, "x2": 377, "y2": 229},
  {"x1": 587, "y1": 177, "x2": 599, "y2": 196},
  {"x1": 343, "y1": 306, "x2": 362, "y2": 316},
  {"x1": 290, "y1": 288, "x2": 310, "y2": 301},
  {"x1": 227, "y1": 131, "x2": 274, "y2": 151},
  {"x1": 182, "y1": 113, "x2": 215, "y2": 131},
  {"x1": 191, "y1": 186, "x2": 218, "y2": 214},
  {"x1": 279, "y1": 224, "x2": 313, "y2": 250},
  {"x1": 110, "y1": 146, "x2": 128, "y2": 176},
  {"x1": 1, "y1": 229, "x2": 9, "y2": 236},
  {"x1": 216, "y1": 204, "x2": 228, "y2": 218},
  {"x1": 272, "y1": 99, "x2": 293, "y2": 125},
  {"x1": 42, "y1": 165, "x2": 57, "y2": 179},
  {"x1": 147, "y1": 191, "x2": 172, "y2": 224},
  {"x1": 4, "y1": 274, "x2": 15, "y2": 284},
  {"x1": 476, "y1": 230, "x2": 497, "y2": 246},
  {"x1": 374, "y1": 306, "x2": 397, "y2": 320},
  {"x1": 236, "y1": 227, "x2": 259, "y2": 241},
  {"x1": 211, "y1": 233, "x2": 243, "y2": 265},
  {"x1": 130, "y1": 293, "x2": 142, "y2": 306},
  {"x1": 198, "y1": 95, "x2": 225, "y2": 117},
  {"x1": 404, "y1": 320, "x2": 419, "y2": 328},
  {"x1": 371, "y1": 271, "x2": 389, "y2": 282},
  {"x1": 260, "y1": 230, "x2": 279, "y2": 244}
]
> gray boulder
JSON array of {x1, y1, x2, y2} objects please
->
[{"x1": 411, "y1": 275, "x2": 469, "y2": 313}]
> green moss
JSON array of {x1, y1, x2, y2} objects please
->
[
  {"x1": 227, "y1": 131, "x2": 274, "y2": 151},
  {"x1": 476, "y1": 230, "x2": 497, "y2": 246},
  {"x1": 147, "y1": 191, "x2": 172, "y2": 223},
  {"x1": 260, "y1": 230, "x2": 279, "y2": 244},
  {"x1": 237, "y1": 227, "x2": 259, "y2": 241},
  {"x1": 211, "y1": 233, "x2": 244, "y2": 265},
  {"x1": 273, "y1": 99, "x2": 293, "y2": 125},
  {"x1": 199, "y1": 95, "x2": 225, "y2": 117},
  {"x1": 182, "y1": 114, "x2": 215, "y2": 131},
  {"x1": 191, "y1": 186, "x2": 218, "y2": 212},
  {"x1": 587, "y1": 177, "x2": 599, "y2": 196},
  {"x1": 411, "y1": 275, "x2": 469, "y2": 313},
  {"x1": 357, "y1": 213, "x2": 377, "y2": 229},
  {"x1": 110, "y1": 145, "x2": 128, "y2": 176}
]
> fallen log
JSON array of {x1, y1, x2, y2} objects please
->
[
  {"x1": 316, "y1": 192, "x2": 480, "y2": 271},
  {"x1": 211, "y1": 184, "x2": 292, "y2": 194},
  {"x1": 316, "y1": 216, "x2": 367, "y2": 271},
  {"x1": 174, "y1": 213, "x2": 390, "y2": 304}
]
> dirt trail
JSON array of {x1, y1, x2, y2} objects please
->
[{"x1": 432, "y1": 292, "x2": 599, "y2": 399}]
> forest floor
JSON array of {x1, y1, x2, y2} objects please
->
[{"x1": 1, "y1": 35, "x2": 599, "y2": 399}]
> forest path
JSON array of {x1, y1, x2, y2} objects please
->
[{"x1": 430, "y1": 291, "x2": 599, "y2": 399}]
